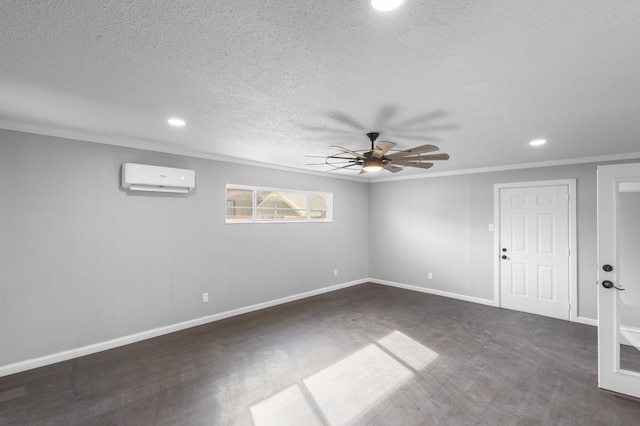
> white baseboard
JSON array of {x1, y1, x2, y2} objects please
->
[
  {"x1": 370, "y1": 279, "x2": 601, "y2": 327},
  {"x1": 371, "y1": 279, "x2": 598, "y2": 327},
  {"x1": 370, "y1": 278, "x2": 497, "y2": 307},
  {"x1": 0, "y1": 278, "x2": 366, "y2": 378},
  {"x1": 574, "y1": 316, "x2": 598, "y2": 327},
  {"x1": 0, "y1": 277, "x2": 597, "y2": 378}
]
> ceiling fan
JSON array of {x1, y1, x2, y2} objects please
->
[{"x1": 307, "y1": 132, "x2": 449, "y2": 174}]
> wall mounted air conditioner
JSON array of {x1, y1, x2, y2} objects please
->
[{"x1": 121, "y1": 163, "x2": 195, "y2": 194}]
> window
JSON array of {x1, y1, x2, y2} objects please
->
[{"x1": 226, "y1": 185, "x2": 332, "y2": 223}]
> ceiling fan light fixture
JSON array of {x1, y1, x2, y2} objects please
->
[
  {"x1": 362, "y1": 158, "x2": 383, "y2": 172},
  {"x1": 529, "y1": 138, "x2": 547, "y2": 146}
]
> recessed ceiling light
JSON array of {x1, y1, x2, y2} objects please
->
[
  {"x1": 371, "y1": 0, "x2": 404, "y2": 12},
  {"x1": 529, "y1": 139, "x2": 547, "y2": 146},
  {"x1": 167, "y1": 117, "x2": 186, "y2": 127}
]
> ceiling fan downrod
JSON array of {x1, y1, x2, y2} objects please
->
[{"x1": 366, "y1": 132, "x2": 380, "y2": 150}]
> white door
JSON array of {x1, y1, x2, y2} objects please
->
[
  {"x1": 499, "y1": 185, "x2": 570, "y2": 319},
  {"x1": 597, "y1": 163, "x2": 640, "y2": 398}
]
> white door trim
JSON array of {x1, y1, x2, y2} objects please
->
[
  {"x1": 596, "y1": 163, "x2": 640, "y2": 398},
  {"x1": 493, "y1": 179, "x2": 579, "y2": 322}
]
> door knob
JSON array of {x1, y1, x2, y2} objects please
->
[
  {"x1": 501, "y1": 255, "x2": 507, "y2": 259},
  {"x1": 502, "y1": 248, "x2": 507, "y2": 252},
  {"x1": 603, "y1": 264, "x2": 613, "y2": 272},
  {"x1": 602, "y1": 280, "x2": 625, "y2": 290}
]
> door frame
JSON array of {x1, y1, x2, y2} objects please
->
[
  {"x1": 596, "y1": 163, "x2": 640, "y2": 398},
  {"x1": 493, "y1": 179, "x2": 578, "y2": 322}
]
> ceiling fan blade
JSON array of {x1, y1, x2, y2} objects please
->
[
  {"x1": 328, "y1": 162, "x2": 360, "y2": 171},
  {"x1": 330, "y1": 145, "x2": 365, "y2": 159},
  {"x1": 418, "y1": 153, "x2": 449, "y2": 161},
  {"x1": 306, "y1": 155, "x2": 356, "y2": 159},
  {"x1": 327, "y1": 155, "x2": 363, "y2": 160},
  {"x1": 385, "y1": 144, "x2": 440, "y2": 159},
  {"x1": 403, "y1": 162, "x2": 434, "y2": 169},
  {"x1": 391, "y1": 160, "x2": 426, "y2": 166},
  {"x1": 372, "y1": 141, "x2": 396, "y2": 158},
  {"x1": 393, "y1": 153, "x2": 450, "y2": 163},
  {"x1": 383, "y1": 164, "x2": 403, "y2": 173},
  {"x1": 306, "y1": 160, "x2": 355, "y2": 165}
]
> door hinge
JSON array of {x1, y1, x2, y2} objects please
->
[{"x1": 568, "y1": 303, "x2": 571, "y2": 312}]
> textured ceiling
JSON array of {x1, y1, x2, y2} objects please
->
[{"x1": 1, "y1": 1, "x2": 639, "y2": 179}]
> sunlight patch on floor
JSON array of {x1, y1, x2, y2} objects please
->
[
  {"x1": 378, "y1": 330, "x2": 440, "y2": 371},
  {"x1": 303, "y1": 343, "x2": 413, "y2": 425},
  {"x1": 250, "y1": 384, "x2": 321, "y2": 426},
  {"x1": 250, "y1": 330, "x2": 439, "y2": 425}
]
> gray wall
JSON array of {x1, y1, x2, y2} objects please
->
[
  {"x1": 0, "y1": 129, "x2": 369, "y2": 367},
  {"x1": 369, "y1": 164, "x2": 599, "y2": 320},
  {"x1": 2, "y1": 126, "x2": 636, "y2": 370}
]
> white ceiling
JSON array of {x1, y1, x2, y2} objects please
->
[{"x1": 1, "y1": 1, "x2": 639, "y2": 179}]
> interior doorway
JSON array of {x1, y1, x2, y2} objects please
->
[{"x1": 494, "y1": 180, "x2": 577, "y2": 320}]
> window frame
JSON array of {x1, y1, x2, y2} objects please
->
[{"x1": 225, "y1": 184, "x2": 333, "y2": 224}]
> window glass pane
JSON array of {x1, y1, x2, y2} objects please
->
[
  {"x1": 256, "y1": 190, "x2": 308, "y2": 221},
  {"x1": 310, "y1": 194, "x2": 329, "y2": 220},
  {"x1": 226, "y1": 188, "x2": 253, "y2": 220},
  {"x1": 226, "y1": 185, "x2": 332, "y2": 223}
]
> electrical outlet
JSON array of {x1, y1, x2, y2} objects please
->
[
  {"x1": 428, "y1": 272, "x2": 433, "y2": 280},
  {"x1": 202, "y1": 293, "x2": 209, "y2": 303},
  {"x1": 334, "y1": 269, "x2": 338, "y2": 276}
]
